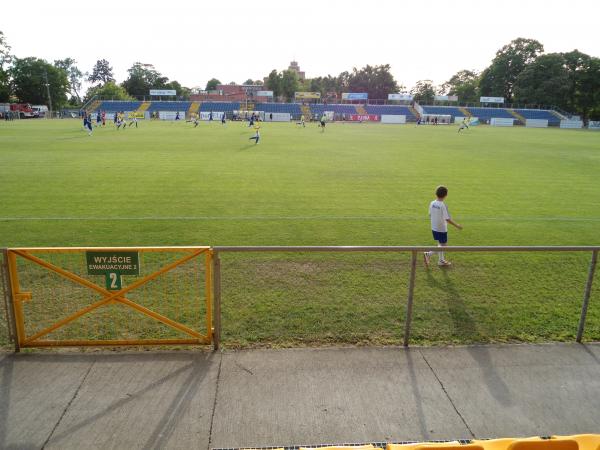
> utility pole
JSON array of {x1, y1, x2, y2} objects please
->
[{"x1": 43, "y1": 70, "x2": 53, "y2": 114}]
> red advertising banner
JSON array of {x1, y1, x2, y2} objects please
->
[{"x1": 349, "y1": 114, "x2": 379, "y2": 122}]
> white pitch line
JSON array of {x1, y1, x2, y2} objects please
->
[{"x1": 1, "y1": 216, "x2": 600, "y2": 222}]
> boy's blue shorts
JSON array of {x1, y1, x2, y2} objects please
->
[{"x1": 432, "y1": 230, "x2": 448, "y2": 244}]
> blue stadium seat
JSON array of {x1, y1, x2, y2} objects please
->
[
  {"x1": 200, "y1": 102, "x2": 240, "y2": 112},
  {"x1": 147, "y1": 101, "x2": 191, "y2": 112},
  {"x1": 514, "y1": 109, "x2": 561, "y2": 126},
  {"x1": 365, "y1": 105, "x2": 416, "y2": 118},
  {"x1": 421, "y1": 106, "x2": 464, "y2": 118},
  {"x1": 465, "y1": 107, "x2": 514, "y2": 120},
  {"x1": 95, "y1": 101, "x2": 142, "y2": 113},
  {"x1": 255, "y1": 103, "x2": 302, "y2": 114}
]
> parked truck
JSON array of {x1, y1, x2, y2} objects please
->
[{"x1": 10, "y1": 103, "x2": 40, "y2": 119}]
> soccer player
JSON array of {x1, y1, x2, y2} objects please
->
[
  {"x1": 82, "y1": 111, "x2": 88, "y2": 130},
  {"x1": 296, "y1": 114, "x2": 306, "y2": 127},
  {"x1": 96, "y1": 111, "x2": 102, "y2": 127},
  {"x1": 221, "y1": 113, "x2": 226, "y2": 125},
  {"x1": 128, "y1": 113, "x2": 138, "y2": 128},
  {"x1": 193, "y1": 113, "x2": 200, "y2": 127},
  {"x1": 249, "y1": 124, "x2": 260, "y2": 145},
  {"x1": 319, "y1": 113, "x2": 327, "y2": 132},
  {"x1": 86, "y1": 114, "x2": 93, "y2": 136},
  {"x1": 458, "y1": 117, "x2": 470, "y2": 133},
  {"x1": 175, "y1": 111, "x2": 180, "y2": 121},
  {"x1": 423, "y1": 185, "x2": 463, "y2": 267},
  {"x1": 116, "y1": 112, "x2": 126, "y2": 130},
  {"x1": 101, "y1": 111, "x2": 106, "y2": 127}
]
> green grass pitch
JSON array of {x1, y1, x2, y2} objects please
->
[{"x1": 1, "y1": 119, "x2": 599, "y2": 347}]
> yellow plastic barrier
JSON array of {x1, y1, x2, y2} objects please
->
[
  {"x1": 508, "y1": 439, "x2": 578, "y2": 450},
  {"x1": 472, "y1": 439, "x2": 516, "y2": 450},
  {"x1": 555, "y1": 435, "x2": 600, "y2": 450}
]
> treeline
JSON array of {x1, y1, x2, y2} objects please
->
[
  {"x1": 0, "y1": 31, "x2": 192, "y2": 108},
  {"x1": 1, "y1": 30, "x2": 598, "y2": 120}
]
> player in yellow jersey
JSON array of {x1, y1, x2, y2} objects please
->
[{"x1": 249, "y1": 123, "x2": 260, "y2": 144}]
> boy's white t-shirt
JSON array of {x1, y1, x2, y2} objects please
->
[{"x1": 429, "y1": 200, "x2": 450, "y2": 232}]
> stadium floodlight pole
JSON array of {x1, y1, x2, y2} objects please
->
[{"x1": 43, "y1": 70, "x2": 53, "y2": 114}]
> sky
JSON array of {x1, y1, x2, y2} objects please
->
[{"x1": 2, "y1": 0, "x2": 599, "y2": 93}]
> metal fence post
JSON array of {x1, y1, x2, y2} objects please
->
[
  {"x1": 1, "y1": 249, "x2": 20, "y2": 352},
  {"x1": 403, "y1": 251, "x2": 418, "y2": 347},
  {"x1": 212, "y1": 251, "x2": 222, "y2": 351},
  {"x1": 577, "y1": 250, "x2": 598, "y2": 343}
]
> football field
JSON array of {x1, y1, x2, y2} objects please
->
[{"x1": 1, "y1": 119, "x2": 599, "y2": 347}]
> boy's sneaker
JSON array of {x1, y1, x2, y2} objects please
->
[
  {"x1": 423, "y1": 252, "x2": 431, "y2": 267},
  {"x1": 438, "y1": 260, "x2": 452, "y2": 267}
]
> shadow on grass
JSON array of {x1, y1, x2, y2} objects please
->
[{"x1": 426, "y1": 269, "x2": 512, "y2": 406}]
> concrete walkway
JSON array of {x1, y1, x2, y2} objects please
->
[{"x1": 0, "y1": 343, "x2": 599, "y2": 450}]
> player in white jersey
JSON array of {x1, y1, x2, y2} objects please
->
[
  {"x1": 458, "y1": 117, "x2": 470, "y2": 133},
  {"x1": 423, "y1": 185, "x2": 463, "y2": 267}
]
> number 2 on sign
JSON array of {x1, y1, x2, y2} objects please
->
[
  {"x1": 110, "y1": 273, "x2": 118, "y2": 288},
  {"x1": 106, "y1": 272, "x2": 122, "y2": 290}
]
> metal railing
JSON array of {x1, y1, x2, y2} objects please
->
[
  {"x1": 2, "y1": 246, "x2": 598, "y2": 351},
  {"x1": 210, "y1": 246, "x2": 599, "y2": 350},
  {"x1": 2, "y1": 247, "x2": 212, "y2": 351}
]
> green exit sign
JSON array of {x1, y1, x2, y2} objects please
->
[{"x1": 86, "y1": 251, "x2": 140, "y2": 291}]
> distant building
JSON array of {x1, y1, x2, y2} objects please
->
[
  {"x1": 190, "y1": 83, "x2": 269, "y2": 103},
  {"x1": 288, "y1": 61, "x2": 305, "y2": 80}
]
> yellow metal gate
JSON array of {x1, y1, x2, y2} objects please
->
[{"x1": 5, "y1": 247, "x2": 212, "y2": 348}]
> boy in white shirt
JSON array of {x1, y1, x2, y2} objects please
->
[{"x1": 424, "y1": 185, "x2": 463, "y2": 267}]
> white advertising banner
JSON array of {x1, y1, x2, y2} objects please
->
[
  {"x1": 588, "y1": 121, "x2": 600, "y2": 129},
  {"x1": 434, "y1": 95, "x2": 459, "y2": 102},
  {"x1": 388, "y1": 93, "x2": 413, "y2": 101},
  {"x1": 490, "y1": 118, "x2": 514, "y2": 127},
  {"x1": 454, "y1": 116, "x2": 479, "y2": 123},
  {"x1": 480, "y1": 96, "x2": 505, "y2": 104},
  {"x1": 263, "y1": 112, "x2": 291, "y2": 122},
  {"x1": 150, "y1": 89, "x2": 177, "y2": 96},
  {"x1": 256, "y1": 90, "x2": 274, "y2": 97},
  {"x1": 381, "y1": 115, "x2": 406, "y2": 124},
  {"x1": 200, "y1": 112, "x2": 225, "y2": 120},
  {"x1": 560, "y1": 120, "x2": 583, "y2": 129},
  {"x1": 158, "y1": 111, "x2": 186, "y2": 120},
  {"x1": 525, "y1": 119, "x2": 548, "y2": 128}
]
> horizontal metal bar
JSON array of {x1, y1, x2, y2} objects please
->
[
  {"x1": 213, "y1": 246, "x2": 600, "y2": 253},
  {"x1": 9, "y1": 246, "x2": 210, "y2": 253},
  {"x1": 22, "y1": 338, "x2": 209, "y2": 347}
]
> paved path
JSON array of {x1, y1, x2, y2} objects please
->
[{"x1": 0, "y1": 343, "x2": 599, "y2": 449}]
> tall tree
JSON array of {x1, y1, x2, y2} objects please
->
[
  {"x1": 122, "y1": 63, "x2": 168, "y2": 97},
  {"x1": 266, "y1": 70, "x2": 282, "y2": 98},
  {"x1": 441, "y1": 70, "x2": 479, "y2": 103},
  {"x1": 479, "y1": 38, "x2": 544, "y2": 102},
  {"x1": 280, "y1": 70, "x2": 299, "y2": 101},
  {"x1": 0, "y1": 30, "x2": 12, "y2": 101},
  {"x1": 570, "y1": 55, "x2": 600, "y2": 123},
  {"x1": 163, "y1": 80, "x2": 190, "y2": 99},
  {"x1": 346, "y1": 64, "x2": 400, "y2": 99},
  {"x1": 54, "y1": 58, "x2": 83, "y2": 103},
  {"x1": 410, "y1": 80, "x2": 437, "y2": 104},
  {"x1": 88, "y1": 59, "x2": 114, "y2": 85},
  {"x1": 10, "y1": 57, "x2": 69, "y2": 107},
  {"x1": 205, "y1": 78, "x2": 221, "y2": 91},
  {"x1": 513, "y1": 53, "x2": 570, "y2": 108},
  {"x1": 84, "y1": 81, "x2": 133, "y2": 102}
]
